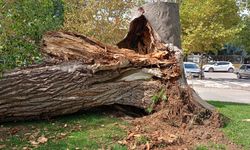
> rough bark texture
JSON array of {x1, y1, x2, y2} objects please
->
[
  {"x1": 0, "y1": 31, "x2": 180, "y2": 122},
  {"x1": 130, "y1": 2, "x2": 181, "y2": 48}
]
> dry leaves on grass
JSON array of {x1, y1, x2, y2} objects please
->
[
  {"x1": 0, "y1": 145, "x2": 6, "y2": 149},
  {"x1": 29, "y1": 135, "x2": 48, "y2": 147}
]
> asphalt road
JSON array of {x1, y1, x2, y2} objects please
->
[{"x1": 188, "y1": 72, "x2": 250, "y2": 104}]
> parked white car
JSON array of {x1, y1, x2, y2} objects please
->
[{"x1": 202, "y1": 61, "x2": 235, "y2": 72}]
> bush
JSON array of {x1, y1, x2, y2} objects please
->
[
  {"x1": 63, "y1": 0, "x2": 144, "y2": 44},
  {"x1": 0, "y1": 0, "x2": 63, "y2": 72}
]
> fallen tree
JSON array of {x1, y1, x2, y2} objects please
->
[{"x1": 0, "y1": 2, "x2": 218, "y2": 127}]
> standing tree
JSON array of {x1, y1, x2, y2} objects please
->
[
  {"x1": 234, "y1": 0, "x2": 250, "y2": 54},
  {"x1": 63, "y1": 0, "x2": 144, "y2": 45},
  {"x1": 0, "y1": 0, "x2": 63, "y2": 72},
  {"x1": 180, "y1": 0, "x2": 241, "y2": 54}
]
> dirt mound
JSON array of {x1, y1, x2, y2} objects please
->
[
  {"x1": 118, "y1": 91, "x2": 240, "y2": 150},
  {"x1": 121, "y1": 113, "x2": 240, "y2": 149}
]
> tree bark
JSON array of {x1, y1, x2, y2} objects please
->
[{"x1": 0, "y1": 31, "x2": 181, "y2": 122}]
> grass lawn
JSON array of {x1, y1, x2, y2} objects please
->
[
  {"x1": 209, "y1": 101, "x2": 250, "y2": 150},
  {"x1": 0, "y1": 102, "x2": 249, "y2": 150},
  {"x1": 0, "y1": 111, "x2": 127, "y2": 150}
]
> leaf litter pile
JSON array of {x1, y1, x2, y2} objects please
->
[{"x1": 118, "y1": 103, "x2": 241, "y2": 150}]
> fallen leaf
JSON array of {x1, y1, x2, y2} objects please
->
[
  {"x1": 127, "y1": 133, "x2": 135, "y2": 139},
  {"x1": 57, "y1": 133, "x2": 67, "y2": 139},
  {"x1": 9, "y1": 127, "x2": 20, "y2": 135},
  {"x1": 24, "y1": 133, "x2": 31, "y2": 136},
  {"x1": 133, "y1": 134, "x2": 141, "y2": 137},
  {"x1": 60, "y1": 133, "x2": 67, "y2": 136},
  {"x1": 37, "y1": 135, "x2": 48, "y2": 144},
  {"x1": 131, "y1": 143, "x2": 137, "y2": 150},
  {"x1": 118, "y1": 140, "x2": 128, "y2": 145},
  {"x1": 30, "y1": 140, "x2": 39, "y2": 146},
  {"x1": 0, "y1": 145, "x2": 6, "y2": 149},
  {"x1": 29, "y1": 134, "x2": 36, "y2": 141},
  {"x1": 169, "y1": 134, "x2": 178, "y2": 139}
]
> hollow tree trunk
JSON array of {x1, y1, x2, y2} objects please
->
[{"x1": 0, "y1": 2, "x2": 217, "y2": 125}]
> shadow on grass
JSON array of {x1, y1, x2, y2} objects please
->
[{"x1": 1, "y1": 104, "x2": 146, "y2": 127}]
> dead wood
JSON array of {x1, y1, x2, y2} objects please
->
[{"x1": 0, "y1": 30, "x2": 180, "y2": 122}]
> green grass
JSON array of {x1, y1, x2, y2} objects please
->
[
  {"x1": 209, "y1": 101, "x2": 250, "y2": 150},
  {"x1": 0, "y1": 112, "x2": 127, "y2": 150},
  {"x1": 194, "y1": 143, "x2": 226, "y2": 150},
  {"x1": 1, "y1": 102, "x2": 249, "y2": 150}
]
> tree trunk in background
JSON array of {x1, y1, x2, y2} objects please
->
[
  {"x1": 131, "y1": 2, "x2": 181, "y2": 49},
  {"x1": 0, "y1": 2, "x2": 219, "y2": 126}
]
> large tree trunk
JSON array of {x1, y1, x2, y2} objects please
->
[
  {"x1": 0, "y1": 2, "x2": 218, "y2": 126},
  {"x1": 0, "y1": 31, "x2": 179, "y2": 122}
]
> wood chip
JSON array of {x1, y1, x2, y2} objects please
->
[{"x1": 146, "y1": 142, "x2": 150, "y2": 150}]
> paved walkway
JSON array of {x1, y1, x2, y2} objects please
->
[
  {"x1": 188, "y1": 79, "x2": 250, "y2": 91},
  {"x1": 187, "y1": 72, "x2": 250, "y2": 104},
  {"x1": 192, "y1": 86, "x2": 250, "y2": 104}
]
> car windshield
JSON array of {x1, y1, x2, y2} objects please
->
[
  {"x1": 208, "y1": 62, "x2": 215, "y2": 65},
  {"x1": 184, "y1": 63, "x2": 198, "y2": 69},
  {"x1": 240, "y1": 65, "x2": 246, "y2": 70}
]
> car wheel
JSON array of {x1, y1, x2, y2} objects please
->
[
  {"x1": 208, "y1": 68, "x2": 214, "y2": 72},
  {"x1": 237, "y1": 73, "x2": 242, "y2": 79},
  {"x1": 228, "y1": 68, "x2": 234, "y2": 73}
]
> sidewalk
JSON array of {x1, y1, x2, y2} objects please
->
[{"x1": 192, "y1": 86, "x2": 250, "y2": 104}]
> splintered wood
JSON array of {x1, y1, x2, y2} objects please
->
[{"x1": 0, "y1": 29, "x2": 181, "y2": 122}]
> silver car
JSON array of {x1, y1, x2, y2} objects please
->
[
  {"x1": 236, "y1": 64, "x2": 250, "y2": 79},
  {"x1": 184, "y1": 62, "x2": 204, "y2": 78}
]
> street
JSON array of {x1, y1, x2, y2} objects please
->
[{"x1": 188, "y1": 72, "x2": 250, "y2": 104}]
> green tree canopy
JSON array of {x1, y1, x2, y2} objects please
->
[
  {"x1": 0, "y1": 0, "x2": 63, "y2": 72},
  {"x1": 180, "y1": 0, "x2": 241, "y2": 54},
  {"x1": 234, "y1": 16, "x2": 250, "y2": 53},
  {"x1": 63, "y1": 0, "x2": 143, "y2": 44},
  {"x1": 234, "y1": 0, "x2": 250, "y2": 53}
]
